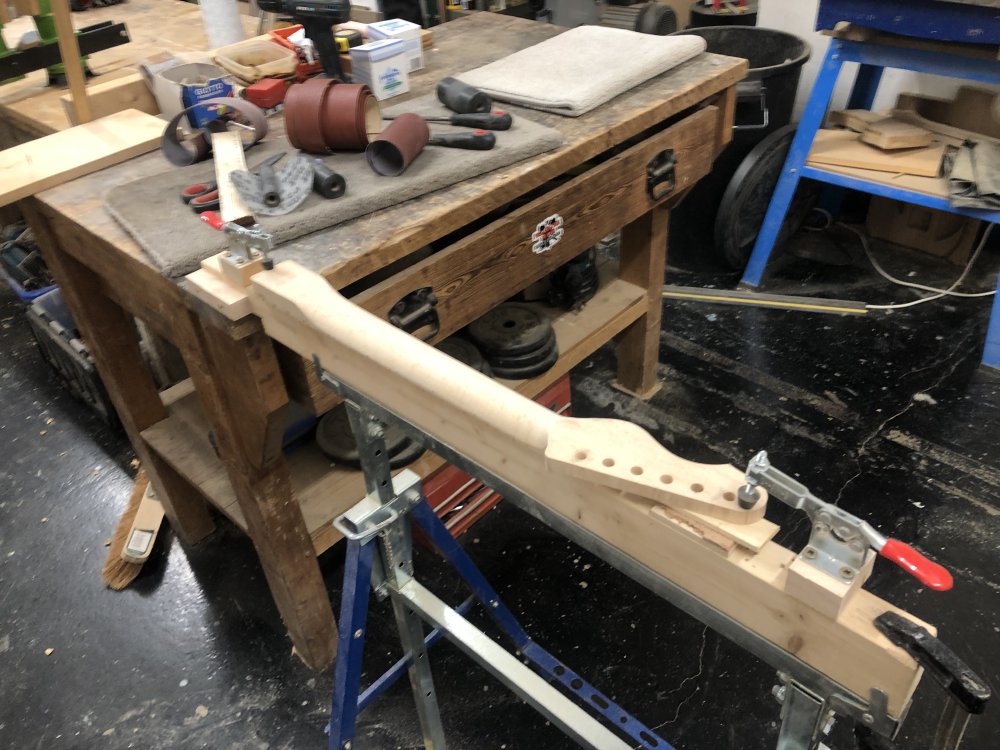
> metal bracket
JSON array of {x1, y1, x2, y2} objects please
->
[
  {"x1": 388, "y1": 287, "x2": 439, "y2": 342},
  {"x1": 646, "y1": 148, "x2": 676, "y2": 201},
  {"x1": 333, "y1": 469, "x2": 423, "y2": 544}
]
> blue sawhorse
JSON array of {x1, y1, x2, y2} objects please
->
[{"x1": 738, "y1": 33, "x2": 1000, "y2": 369}]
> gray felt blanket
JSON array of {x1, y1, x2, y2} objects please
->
[
  {"x1": 105, "y1": 96, "x2": 564, "y2": 278},
  {"x1": 455, "y1": 26, "x2": 706, "y2": 117}
]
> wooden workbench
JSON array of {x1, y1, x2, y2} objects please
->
[{"x1": 21, "y1": 13, "x2": 745, "y2": 670}]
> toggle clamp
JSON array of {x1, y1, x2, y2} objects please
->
[{"x1": 739, "y1": 451, "x2": 953, "y2": 593}]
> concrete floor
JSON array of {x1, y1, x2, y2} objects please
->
[{"x1": 1, "y1": 226, "x2": 998, "y2": 749}]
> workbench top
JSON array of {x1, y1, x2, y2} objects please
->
[{"x1": 33, "y1": 14, "x2": 746, "y2": 292}]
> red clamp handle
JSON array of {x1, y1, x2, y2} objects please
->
[
  {"x1": 879, "y1": 538, "x2": 953, "y2": 591},
  {"x1": 200, "y1": 211, "x2": 226, "y2": 231}
]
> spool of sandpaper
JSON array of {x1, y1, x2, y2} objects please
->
[
  {"x1": 312, "y1": 160, "x2": 347, "y2": 199},
  {"x1": 436, "y1": 77, "x2": 491, "y2": 114},
  {"x1": 366, "y1": 113, "x2": 430, "y2": 176},
  {"x1": 285, "y1": 80, "x2": 381, "y2": 154}
]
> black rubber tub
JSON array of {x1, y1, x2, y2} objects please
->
[{"x1": 667, "y1": 25, "x2": 810, "y2": 269}]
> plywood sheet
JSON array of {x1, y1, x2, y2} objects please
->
[
  {"x1": 807, "y1": 129, "x2": 945, "y2": 178},
  {"x1": 0, "y1": 108, "x2": 163, "y2": 207}
]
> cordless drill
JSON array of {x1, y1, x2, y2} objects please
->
[{"x1": 257, "y1": 0, "x2": 351, "y2": 80}]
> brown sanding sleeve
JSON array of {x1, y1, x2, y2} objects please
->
[
  {"x1": 286, "y1": 80, "x2": 381, "y2": 154},
  {"x1": 365, "y1": 112, "x2": 430, "y2": 177}
]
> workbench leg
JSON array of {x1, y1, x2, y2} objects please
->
[
  {"x1": 23, "y1": 204, "x2": 216, "y2": 544},
  {"x1": 185, "y1": 320, "x2": 338, "y2": 670},
  {"x1": 614, "y1": 205, "x2": 669, "y2": 399}
]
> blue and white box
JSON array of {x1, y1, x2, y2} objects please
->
[
  {"x1": 350, "y1": 39, "x2": 410, "y2": 101},
  {"x1": 366, "y1": 18, "x2": 424, "y2": 73}
]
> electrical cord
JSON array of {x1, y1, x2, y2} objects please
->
[{"x1": 837, "y1": 222, "x2": 996, "y2": 310}]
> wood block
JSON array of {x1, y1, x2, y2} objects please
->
[
  {"x1": 829, "y1": 109, "x2": 885, "y2": 133},
  {"x1": 0, "y1": 109, "x2": 164, "y2": 208},
  {"x1": 807, "y1": 129, "x2": 945, "y2": 178},
  {"x1": 60, "y1": 73, "x2": 160, "y2": 126},
  {"x1": 860, "y1": 119, "x2": 933, "y2": 150},
  {"x1": 785, "y1": 552, "x2": 875, "y2": 620}
]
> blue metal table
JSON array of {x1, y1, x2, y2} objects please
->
[{"x1": 739, "y1": 0, "x2": 1000, "y2": 368}]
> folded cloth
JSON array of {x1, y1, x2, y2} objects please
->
[
  {"x1": 104, "y1": 96, "x2": 564, "y2": 278},
  {"x1": 948, "y1": 142, "x2": 1000, "y2": 210},
  {"x1": 455, "y1": 25, "x2": 706, "y2": 117}
]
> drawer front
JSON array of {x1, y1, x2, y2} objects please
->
[{"x1": 353, "y1": 105, "x2": 719, "y2": 339}]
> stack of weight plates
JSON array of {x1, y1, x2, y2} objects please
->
[
  {"x1": 315, "y1": 404, "x2": 424, "y2": 469},
  {"x1": 435, "y1": 336, "x2": 493, "y2": 377},
  {"x1": 466, "y1": 303, "x2": 559, "y2": 380}
]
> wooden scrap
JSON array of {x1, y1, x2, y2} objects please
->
[
  {"x1": 807, "y1": 129, "x2": 945, "y2": 178},
  {"x1": 60, "y1": 72, "x2": 159, "y2": 126},
  {"x1": 860, "y1": 118, "x2": 933, "y2": 150},
  {"x1": 0, "y1": 109, "x2": 164, "y2": 208},
  {"x1": 829, "y1": 109, "x2": 884, "y2": 133}
]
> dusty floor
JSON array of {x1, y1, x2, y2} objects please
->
[{"x1": 1, "y1": 225, "x2": 998, "y2": 749}]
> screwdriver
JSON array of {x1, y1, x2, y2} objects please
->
[
  {"x1": 427, "y1": 130, "x2": 496, "y2": 150},
  {"x1": 385, "y1": 111, "x2": 512, "y2": 131}
]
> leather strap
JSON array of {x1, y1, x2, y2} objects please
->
[
  {"x1": 160, "y1": 97, "x2": 268, "y2": 167},
  {"x1": 286, "y1": 80, "x2": 380, "y2": 154}
]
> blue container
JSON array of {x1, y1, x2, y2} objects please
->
[{"x1": 0, "y1": 263, "x2": 58, "y2": 304}]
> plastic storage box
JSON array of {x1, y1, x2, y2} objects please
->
[{"x1": 26, "y1": 288, "x2": 117, "y2": 425}]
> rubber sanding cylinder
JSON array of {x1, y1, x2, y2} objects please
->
[
  {"x1": 366, "y1": 113, "x2": 430, "y2": 176},
  {"x1": 285, "y1": 80, "x2": 381, "y2": 154}
]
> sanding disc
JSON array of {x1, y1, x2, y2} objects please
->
[{"x1": 467, "y1": 303, "x2": 553, "y2": 357}]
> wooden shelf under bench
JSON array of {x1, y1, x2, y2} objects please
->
[{"x1": 140, "y1": 273, "x2": 647, "y2": 555}]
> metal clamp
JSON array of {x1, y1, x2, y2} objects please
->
[{"x1": 333, "y1": 469, "x2": 423, "y2": 544}]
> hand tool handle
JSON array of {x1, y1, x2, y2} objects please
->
[
  {"x1": 312, "y1": 160, "x2": 347, "y2": 199},
  {"x1": 200, "y1": 211, "x2": 226, "y2": 231},
  {"x1": 436, "y1": 76, "x2": 491, "y2": 114},
  {"x1": 427, "y1": 130, "x2": 496, "y2": 150},
  {"x1": 449, "y1": 111, "x2": 512, "y2": 130},
  {"x1": 879, "y1": 538, "x2": 953, "y2": 591},
  {"x1": 258, "y1": 164, "x2": 282, "y2": 207}
]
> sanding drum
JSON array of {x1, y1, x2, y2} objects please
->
[
  {"x1": 284, "y1": 79, "x2": 381, "y2": 154},
  {"x1": 366, "y1": 113, "x2": 430, "y2": 176}
]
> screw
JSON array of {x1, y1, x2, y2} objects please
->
[
  {"x1": 862, "y1": 713, "x2": 874, "y2": 725},
  {"x1": 803, "y1": 547, "x2": 818, "y2": 560},
  {"x1": 840, "y1": 567, "x2": 855, "y2": 580},
  {"x1": 772, "y1": 685, "x2": 786, "y2": 704},
  {"x1": 353, "y1": 629, "x2": 363, "y2": 639},
  {"x1": 490, "y1": 600, "x2": 499, "y2": 609},
  {"x1": 849, "y1": 540, "x2": 865, "y2": 553}
]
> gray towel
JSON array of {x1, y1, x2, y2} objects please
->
[
  {"x1": 948, "y1": 142, "x2": 1000, "y2": 210},
  {"x1": 455, "y1": 25, "x2": 706, "y2": 117},
  {"x1": 104, "y1": 96, "x2": 564, "y2": 278}
]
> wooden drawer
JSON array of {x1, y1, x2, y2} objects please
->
[{"x1": 352, "y1": 105, "x2": 719, "y2": 339}]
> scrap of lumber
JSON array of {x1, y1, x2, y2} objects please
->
[
  {"x1": 225, "y1": 259, "x2": 932, "y2": 719},
  {"x1": 829, "y1": 109, "x2": 885, "y2": 133},
  {"x1": 807, "y1": 129, "x2": 945, "y2": 177},
  {"x1": 0, "y1": 109, "x2": 164, "y2": 208},
  {"x1": 60, "y1": 72, "x2": 160, "y2": 125},
  {"x1": 860, "y1": 119, "x2": 933, "y2": 150}
]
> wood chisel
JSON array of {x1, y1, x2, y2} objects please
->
[{"x1": 385, "y1": 111, "x2": 513, "y2": 130}]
